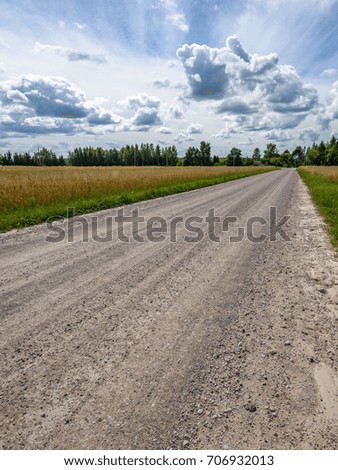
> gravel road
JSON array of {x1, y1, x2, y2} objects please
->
[{"x1": 0, "y1": 169, "x2": 337, "y2": 450}]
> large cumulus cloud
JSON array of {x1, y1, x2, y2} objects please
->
[
  {"x1": 0, "y1": 75, "x2": 88, "y2": 119},
  {"x1": 116, "y1": 93, "x2": 163, "y2": 131},
  {"x1": 176, "y1": 44, "x2": 229, "y2": 100},
  {"x1": 177, "y1": 36, "x2": 319, "y2": 132},
  {"x1": 132, "y1": 108, "x2": 162, "y2": 126},
  {"x1": 263, "y1": 65, "x2": 318, "y2": 113},
  {"x1": 0, "y1": 75, "x2": 121, "y2": 136}
]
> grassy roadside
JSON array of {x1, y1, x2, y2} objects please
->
[
  {"x1": 298, "y1": 167, "x2": 338, "y2": 249},
  {"x1": 0, "y1": 167, "x2": 276, "y2": 232}
]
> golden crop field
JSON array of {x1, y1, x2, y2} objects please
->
[
  {"x1": 0, "y1": 165, "x2": 274, "y2": 211},
  {"x1": 300, "y1": 166, "x2": 338, "y2": 182}
]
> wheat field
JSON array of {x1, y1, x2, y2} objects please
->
[
  {"x1": 0, "y1": 166, "x2": 273, "y2": 211},
  {"x1": 300, "y1": 166, "x2": 338, "y2": 181}
]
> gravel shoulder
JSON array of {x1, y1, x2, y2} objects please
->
[{"x1": 0, "y1": 169, "x2": 337, "y2": 449}]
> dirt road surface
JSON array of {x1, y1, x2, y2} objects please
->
[{"x1": 0, "y1": 169, "x2": 337, "y2": 449}]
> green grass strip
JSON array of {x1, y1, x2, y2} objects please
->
[
  {"x1": 0, "y1": 168, "x2": 276, "y2": 232},
  {"x1": 298, "y1": 169, "x2": 338, "y2": 249}
]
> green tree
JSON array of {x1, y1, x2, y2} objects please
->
[
  {"x1": 325, "y1": 136, "x2": 338, "y2": 165},
  {"x1": 154, "y1": 145, "x2": 161, "y2": 165},
  {"x1": 0, "y1": 151, "x2": 13, "y2": 165},
  {"x1": 226, "y1": 147, "x2": 242, "y2": 166},
  {"x1": 317, "y1": 141, "x2": 326, "y2": 165},
  {"x1": 184, "y1": 146, "x2": 200, "y2": 166},
  {"x1": 200, "y1": 141, "x2": 212, "y2": 166},
  {"x1": 278, "y1": 150, "x2": 294, "y2": 168},
  {"x1": 33, "y1": 147, "x2": 58, "y2": 166},
  {"x1": 292, "y1": 146, "x2": 305, "y2": 166},
  {"x1": 252, "y1": 147, "x2": 261, "y2": 161},
  {"x1": 263, "y1": 143, "x2": 279, "y2": 165},
  {"x1": 306, "y1": 145, "x2": 320, "y2": 165}
]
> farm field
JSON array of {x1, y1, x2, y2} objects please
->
[
  {"x1": 0, "y1": 165, "x2": 275, "y2": 232},
  {"x1": 298, "y1": 166, "x2": 338, "y2": 248}
]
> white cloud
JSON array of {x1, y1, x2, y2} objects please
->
[
  {"x1": 132, "y1": 107, "x2": 162, "y2": 126},
  {"x1": 321, "y1": 68, "x2": 338, "y2": 77},
  {"x1": 174, "y1": 132, "x2": 195, "y2": 143},
  {"x1": 120, "y1": 93, "x2": 161, "y2": 110},
  {"x1": 177, "y1": 37, "x2": 317, "y2": 112},
  {"x1": 0, "y1": 74, "x2": 122, "y2": 136},
  {"x1": 226, "y1": 35, "x2": 250, "y2": 63},
  {"x1": 161, "y1": 0, "x2": 189, "y2": 32},
  {"x1": 299, "y1": 127, "x2": 320, "y2": 142},
  {"x1": 21, "y1": 116, "x2": 78, "y2": 134},
  {"x1": 172, "y1": 123, "x2": 204, "y2": 142},
  {"x1": 243, "y1": 112, "x2": 305, "y2": 131},
  {"x1": 177, "y1": 36, "x2": 319, "y2": 138},
  {"x1": 169, "y1": 96, "x2": 186, "y2": 119},
  {"x1": 116, "y1": 93, "x2": 163, "y2": 130},
  {"x1": 232, "y1": 0, "x2": 338, "y2": 75},
  {"x1": 317, "y1": 81, "x2": 338, "y2": 127},
  {"x1": 328, "y1": 80, "x2": 338, "y2": 116},
  {"x1": 212, "y1": 126, "x2": 239, "y2": 139},
  {"x1": 215, "y1": 98, "x2": 257, "y2": 115},
  {"x1": 87, "y1": 108, "x2": 121, "y2": 125},
  {"x1": 264, "y1": 129, "x2": 293, "y2": 141},
  {"x1": 167, "y1": 60, "x2": 179, "y2": 68},
  {"x1": 0, "y1": 75, "x2": 88, "y2": 118},
  {"x1": 264, "y1": 65, "x2": 318, "y2": 113},
  {"x1": 167, "y1": 13, "x2": 189, "y2": 33},
  {"x1": 172, "y1": 81, "x2": 188, "y2": 90},
  {"x1": 155, "y1": 126, "x2": 173, "y2": 134},
  {"x1": 152, "y1": 78, "x2": 171, "y2": 88},
  {"x1": 187, "y1": 123, "x2": 204, "y2": 134},
  {"x1": 176, "y1": 44, "x2": 230, "y2": 100},
  {"x1": 34, "y1": 42, "x2": 107, "y2": 64},
  {"x1": 74, "y1": 22, "x2": 86, "y2": 30}
]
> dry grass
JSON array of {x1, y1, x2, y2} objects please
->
[
  {"x1": 300, "y1": 166, "x2": 338, "y2": 182},
  {"x1": 0, "y1": 166, "x2": 274, "y2": 211}
]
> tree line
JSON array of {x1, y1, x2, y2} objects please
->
[
  {"x1": 68, "y1": 144, "x2": 178, "y2": 166},
  {"x1": 0, "y1": 148, "x2": 66, "y2": 166},
  {"x1": 252, "y1": 137, "x2": 338, "y2": 167},
  {"x1": 0, "y1": 144, "x2": 178, "y2": 167},
  {"x1": 185, "y1": 138, "x2": 338, "y2": 167},
  {"x1": 1, "y1": 137, "x2": 338, "y2": 167}
]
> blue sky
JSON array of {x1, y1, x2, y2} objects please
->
[{"x1": 1, "y1": 0, "x2": 338, "y2": 156}]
